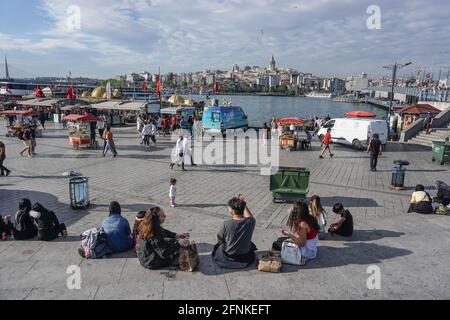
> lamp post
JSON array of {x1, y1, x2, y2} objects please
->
[{"x1": 383, "y1": 61, "x2": 412, "y2": 135}]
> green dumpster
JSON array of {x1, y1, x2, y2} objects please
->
[
  {"x1": 270, "y1": 167, "x2": 310, "y2": 203},
  {"x1": 432, "y1": 141, "x2": 450, "y2": 165}
]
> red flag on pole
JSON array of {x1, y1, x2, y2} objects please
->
[
  {"x1": 67, "y1": 85, "x2": 75, "y2": 100},
  {"x1": 156, "y1": 75, "x2": 161, "y2": 100},
  {"x1": 214, "y1": 82, "x2": 219, "y2": 94},
  {"x1": 35, "y1": 86, "x2": 44, "y2": 98},
  {"x1": 143, "y1": 82, "x2": 148, "y2": 92}
]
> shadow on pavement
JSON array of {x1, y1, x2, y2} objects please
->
[
  {"x1": 320, "y1": 196, "x2": 380, "y2": 207},
  {"x1": 321, "y1": 229, "x2": 405, "y2": 242}
]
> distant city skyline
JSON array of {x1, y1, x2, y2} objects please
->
[{"x1": 1, "y1": 0, "x2": 449, "y2": 79}]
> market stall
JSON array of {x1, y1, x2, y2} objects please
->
[
  {"x1": 0, "y1": 110, "x2": 41, "y2": 137},
  {"x1": 63, "y1": 114, "x2": 98, "y2": 150},
  {"x1": 274, "y1": 118, "x2": 306, "y2": 151}
]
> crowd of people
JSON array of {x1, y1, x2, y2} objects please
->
[{"x1": 1, "y1": 195, "x2": 354, "y2": 270}]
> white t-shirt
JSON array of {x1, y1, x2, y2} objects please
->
[{"x1": 170, "y1": 185, "x2": 176, "y2": 197}]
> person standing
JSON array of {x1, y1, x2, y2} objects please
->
[
  {"x1": 170, "y1": 115, "x2": 177, "y2": 132},
  {"x1": 141, "y1": 122, "x2": 151, "y2": 147},
  {"x1": 162, "y1": 116, "x2": 169, "y2": 137},
  {"x1": 103, "y1": 126, "x2": 118, "y2": 158},
  {"x1": 319, "y1": 128, "x2": 334, "y2": 159},
  {"x1": 424, "y1": 112, "x2": 433, "y2": 134},
  {"x1": 150, "y1": 121, "x2": 157, "y2": 147},
  {"x1": 169, "y1": 178, "x2": 177, "y2": 208},
  {"x1": 97, "y1": 115, "x2": 106, "y2": 144},
  {"x1": 39, "y1": 111, "x2": 46, "y2": 130},
  {"x1": 0, "y1": 140, "x2": 11, "y2": 177},
  {"x1": 187, "y1": 116, "x2": 194, "y2": 137},
  {"x1": 19, "y1": 127, "x2": 32, "y2": 158},
  {"x1": 89, "y1": 120, "x2": 97, "y2": 147},
  {"x1": 367, "y1": 133, "x2": 382, "y2": 172},
  {"x1": 183, "y1": 134, "x2": 197, "y2": 167},
  {"x1": 29, "y1": 125, "x2": 38, "y2": 156},
  {"x1": 170, "y1": 135, "x2": 187, "y2": 171}
]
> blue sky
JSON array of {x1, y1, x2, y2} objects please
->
[{"x1": 1, "y1": 0, "x2": 449, "y2": 79}]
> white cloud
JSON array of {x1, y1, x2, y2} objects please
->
[{"x1": 1, "y1": 0, "x2": 449, "y2": 77}]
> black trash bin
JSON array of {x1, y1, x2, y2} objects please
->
[
  {"x1": 69, "y1": 177, "x2": 90, "y2": 209},
  {"x1": 390, "y1": 160, "x2": 410, "y2": 190}
]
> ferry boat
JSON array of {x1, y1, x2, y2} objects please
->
[{"x1": 306, "y1": 92, "x2": 334, "y2": 99}]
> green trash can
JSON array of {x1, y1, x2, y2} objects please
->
[
  {"x1": 432, "y1": 141, "x2": 450, "y2": 165},
  {"x1": 270, "y1": 167, "x2": 310, "y2": 203}
]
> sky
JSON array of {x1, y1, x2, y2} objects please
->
[{"x1": 0, "y1": 0, "x2": 449, "y2": 79}]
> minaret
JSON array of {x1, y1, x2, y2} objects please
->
[{"x1": 5, "y1": 55, "x2": 10, "y2": 79}]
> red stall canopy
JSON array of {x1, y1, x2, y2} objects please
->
[
  {"x1": 0, "y1": 110, "x2": 38, "y2": 116},
  {"x1": 275, "y1": 118, "x2": 306, "y2": 125},
  {"x1": 63, "y1": 114, "x2": 98, "y2": 122},
  {"x1": 345, "y1": 111, "x2": 376, "y2": 118}
]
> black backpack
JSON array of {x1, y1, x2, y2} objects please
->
[{"x1": 18, "y1": 131, "x2": 24, "y2": 140}]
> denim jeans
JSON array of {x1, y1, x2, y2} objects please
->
[{"x1": 104, "y1": 141, "x2": 117, "y2": 156}]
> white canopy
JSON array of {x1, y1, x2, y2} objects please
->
[{"x1": 90, "y1": 100, "x2": 158, "y2": 112}]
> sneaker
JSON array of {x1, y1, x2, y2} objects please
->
[
  {"x1": 319, "y1": 156, "x2": 324, "y2": 159},
  {"x1": 19, "y1": 152, "x2": 24, "y2": 157},
  {"x1": 330, "y1": 154, "x2": 335, "y2": 158},
  {"x1": 5, "y1": 171, "x2": 11, "y2": 177}
]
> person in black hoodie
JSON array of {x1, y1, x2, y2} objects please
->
[
  {"x1": 30, "y1": 203, "x2": 67, "y2": 241},
  {"x1": 13, "y1": 199, "x2": 38, "y2": 240},
  {"x1": 137, "y1": 207, "x2": 190, "y2": 270}
]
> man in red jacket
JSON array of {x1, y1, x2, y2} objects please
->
[{"x1": 319, "y1": 128, "x2": 334, "y2": 159}]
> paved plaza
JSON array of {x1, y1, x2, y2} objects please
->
[{"x1": 1, "y1": 120, "x2": 450, "y2": 300}]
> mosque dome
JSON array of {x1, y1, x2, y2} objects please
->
[
  {"x1": 168, "y1": 95, "x2": 185, "y2": 105},
  {"x1": 91, "y1": 87, "x2": 106, "y2": 99}
]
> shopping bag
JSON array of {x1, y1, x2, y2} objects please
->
[
  {"x1": 281, "y1": 240, "x2": 303, "y2": 266},
  {"x1": 258, "y1": 254, "x2": 282, "y2": 273},
  {"x1": 179, "y1": 241, "x2": 200, "y2": 272}
]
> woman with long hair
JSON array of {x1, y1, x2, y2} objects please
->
[
  {"x1": 310, "y1": 195, "x2": 328, "y2": 235},
  {"x1": 137, "y1": 207, "x2": 189, "y2": 270},
  {"x1": 282, "y1": 201, "x2": 320, "y2": 264}
]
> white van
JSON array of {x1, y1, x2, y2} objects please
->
[{"x1": 317, "y1": 118, "x2": 388, "y2": 149}]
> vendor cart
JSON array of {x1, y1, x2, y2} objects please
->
[
  {"x1": 275, "y1": 118, "x2": 306, "y2": 151},
  {"x1": 63, "y1": 114, "x2": 98, "y2": 150},
  {"x1": 0, "y1": 110, "x2": 41, "y2": 137}
]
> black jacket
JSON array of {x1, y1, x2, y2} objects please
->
[
  {"x1": 14, "y1": 209, "x2": 37, "y2": 240},
  {"x1": 137, "y1": 228, "x2": 180, "y2": 270}
]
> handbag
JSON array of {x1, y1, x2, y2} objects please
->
[
  {"x1": 281, "y1": 239, "x2": 303, "y2": 266},
  {"x1": 272, "y1": 237, "x2": 289, "y2": 252},
  {"x1": 179, "y1": 240, "x2": 199, "y2": 272},
  {"x1": 258, "y1": 254, "x2": 282, "y2": 273}
]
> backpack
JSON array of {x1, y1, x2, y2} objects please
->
[
  {"x1": 79, "y1": 228, "x2": 111, "y2": 259},
  {"x1": 18, "y1": 131, "x2": 24, "y2": 141}
]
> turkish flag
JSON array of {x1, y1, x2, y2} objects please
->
[
  {"x1": 143, "y1": 82, "x2": 148, "y2": 92},
  {"x1": 67, "y1": 85, "x2": 75, "y2": 100},
  {"x1": 156, "y1": 75, "x2": 161, "y2": 100},
  {"x1": 214, "y1": 82, "x2": 219, "y2": 94},
  {"x1": 35, "y1": 86, "x2": 44, "y2": 98}
]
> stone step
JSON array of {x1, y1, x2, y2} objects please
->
[
  {"x1": 408, "y1": 138, "x2": 433, "y2": 147},
  {"x1": 415, "y1": 133, "x2": 450, "y2": 141}
]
